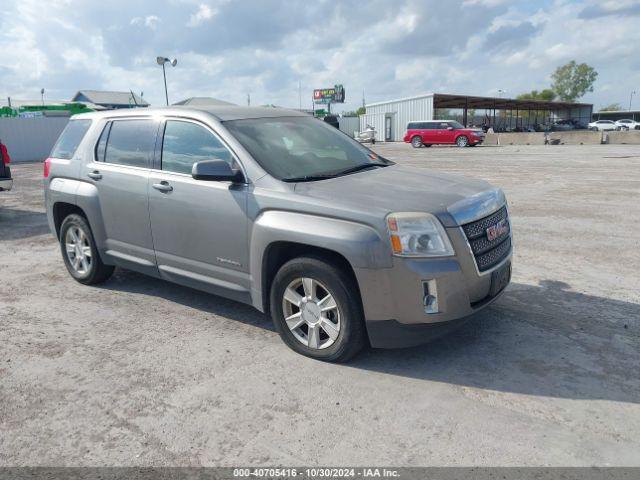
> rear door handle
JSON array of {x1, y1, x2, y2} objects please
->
[
  {"x1": 87, "y1": 171, "x2": 102, "y2": 180},
  {"x1": 152, "y1": 181, "x2": 173, "y2": 193}
]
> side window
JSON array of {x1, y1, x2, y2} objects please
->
[
  {"x1": 104, "y1": 119, "x2": 157, "y2": 168},
  {"x1": 427, "y1": 122, "x2": 439, "y2": 130},
  {"x1": 50, "y1": 119, "x2": 92, "y2": 160},
  {"x1": 95, "y1": 122, "x2": 111, "y2": 162},
  {"x1": 407, "y1": 122, "x2": 417, "y2": 130},
  {"x1": 161, "y1": 120, "x2": 233, "y2": 175},
  {"x1": 439, "y1": 122, "x2": 450, "y2": 129}
]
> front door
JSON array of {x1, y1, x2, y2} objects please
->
[
  {"x1": 385, "y1": 116, "x2": 392, "y2": 141},
  {"x1": 86, "y1": 118, "x2": 159, "y2": 275},
  {"x1": 438, "y1": 121, "x2": 456, "y2": 143},
  {"x1": 148, "y1": 118, "x2": 250, "y2": 302}
]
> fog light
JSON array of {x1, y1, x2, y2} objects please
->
[{"x1": 423, "y1": 279, "x2": 439, "y2": 314}]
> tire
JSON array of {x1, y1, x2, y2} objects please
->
[
  {"x1": 270, "y1": 256, "x2": 366, "y2": 362},
  {"x1": 423, "y1": 144, "x2": 432, "y2": 147},
  {"x1": 371, "y1": 138, "x2": 376, "y2": 144},
  {"x1": 456, "y1": 135, "x2": 469, "y2": 147},
  {"x1": 59, "y1": 214, "x2": 114, "y2": 285},
  {"x1": 411, "y1": 136, "x2": 423, "y2": 148}
]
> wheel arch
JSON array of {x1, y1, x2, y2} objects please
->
[
  {"x1": 52, "y1": 202, "x2": 86, "y2": 239},
  {"x1": 261, "y1": 241, "x2": 362, "y2": 315},
  {"x1": 250, "y1": 210, "x2": 391, "y2": 314}
]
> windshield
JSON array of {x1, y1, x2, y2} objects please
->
[
  {"x1": 449, "y1": 121, "x2": 465, "y2": 129},
  {"x1": 223, "y1": 116, "x2": 391, "y2": 181}
]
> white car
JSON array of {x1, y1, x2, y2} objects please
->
[
  {"x1": 614, "y1": 119, "x2": 639, "y2": 131},
  {"x1": 588, "y1": 120, "x2": 618, "y2": 131}
]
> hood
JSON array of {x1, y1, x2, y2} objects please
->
[{"x1": 294, "y1": 164, "x2": 504, "y2": 227}]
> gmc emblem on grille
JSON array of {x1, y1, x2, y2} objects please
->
[{"x1": 486, "y1": 218, "x2": 508, "y2": 241}]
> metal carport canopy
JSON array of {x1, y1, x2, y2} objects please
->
[{"x1": 433, "y1": 93, "x2": 591, "y2": 111}]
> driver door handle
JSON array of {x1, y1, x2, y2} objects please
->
[
  {"x1": 152, "y1": 181, "x2": 173, "y2": 193},
  {"x1": 87, "y1": 170, "x2": 102, "y2": 180}
]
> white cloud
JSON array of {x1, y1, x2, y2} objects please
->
[
  {"x1": 0, "y1": 0, "x2": 638, "y2": 111},
  {"x1": 187, "y1": 4, "x2": 217, "y2": 27},
  {"x1": 130, "y1": 15, "x2": 161, "y2": 29}
]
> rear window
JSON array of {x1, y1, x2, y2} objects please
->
[{"x1": 50, "y1": 120, "x2": 92, "y2": 159}]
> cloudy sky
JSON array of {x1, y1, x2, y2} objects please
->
[{"x1": 1, "y1": 0, "x2": 639, "y2": 112}]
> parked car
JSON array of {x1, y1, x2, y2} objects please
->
[
  {"x1": 44, "y1": 107, "x2": 512, "y2": 362},
  {"x1": 0, "y1": 140, "x2": 12, "y2": 192},
  {"x1": 588, "y1": 120, "x2": 618, "y2": 131},
  {"x1": 614, "y1": 119, "x2": 640, "y2": 130},
  {"x1": 550, "y1": 121, "x2": 575, "y2": 132},
  {"x1": 403, "y1": 120, "x2": 485, "y2": 148}
]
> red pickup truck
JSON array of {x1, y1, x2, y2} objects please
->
[
  {"x1": 404, "y1": 120, "x2": 485, "y2": 148},
  {"x1": 0, "y1": 140, "x2": 13, "y2": 191}
]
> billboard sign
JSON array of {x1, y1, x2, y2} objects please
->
[{"x1": 313, "y1": 84, "x2": 345, "y2": 104}]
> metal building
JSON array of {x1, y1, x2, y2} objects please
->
[{"x1": 360, "y1": 92, "x2": 593, "y2": 142}]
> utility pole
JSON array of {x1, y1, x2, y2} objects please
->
[
  {"x1": 298, "y1": 81, "x2": 302, "y2": 110},
  {"x1": 247, "y1": 93, "x2": 251, "y2": 106},
  {"x1": 630, "y1": 90, "x2": 636, "y2": 111}
]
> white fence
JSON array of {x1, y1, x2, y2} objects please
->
[
  {"x1": 338, "y1": 116, "x2": 360, "y2": 138},
  {"x1": 0, "y1": 117, "x2": 69, "y2": 162}
]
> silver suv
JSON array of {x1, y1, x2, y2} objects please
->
[{"x1": 44, "y1": 107, "x2": 512, "y2": 362}]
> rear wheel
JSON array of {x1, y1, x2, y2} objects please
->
[
  {"x1": 270, "y1": 256, "x2": 366, "y2": 362},
  {"x1": 60, "y1": 214, "x2": 114, "y2": 285},
  {"x1": 456, "y1": 135, "x2": 469, "y2": 147},
  {"x1": 411, "y1": 136, "x2": 423, "y2": 148}
]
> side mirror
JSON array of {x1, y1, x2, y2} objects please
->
[{"x1": 192, "y1": 159, "x2": 244, "y2": 183}]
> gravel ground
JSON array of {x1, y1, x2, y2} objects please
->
[{"x1": 1, "y1": 143, "x2": 639, "y2": 466}]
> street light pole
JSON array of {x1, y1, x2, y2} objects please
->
[
  {"x1": 630, "y1": 90, "x2": 636, "y2": 111},
  {"x1": 156, "y1": 56, "x2": 177, "y2": 106},
  {"x1": 162, "y1": 63, "x2": 168, "y2": 106}
]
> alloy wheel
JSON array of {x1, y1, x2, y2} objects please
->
[
  {"x1": 282, "y1": 277, "x2": 341, "y2": 350},
  {"x1": 64, "y1": 226, "x2": 92, "y2": 275}
]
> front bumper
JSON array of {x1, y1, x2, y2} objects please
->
[
  {"x1": 354, "y1": 226, "x2": 512, "y2": 348},
  {"x1": 0, "y1": 178, "x2": 13, "y2": 191}
]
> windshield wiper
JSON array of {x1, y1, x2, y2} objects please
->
[
  {"x1": 282, "y1": 173, "x2": 339, "y2": 183},
  {"x1": 333, "y1": 162, "x2": 389, "y2": 177},
  {"x1": 282, "y1": 162, "x2": 389, "y2": 183}
]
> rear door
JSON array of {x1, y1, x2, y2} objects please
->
[
  {"x1": 148, "y1": 118, "x2": 250, "y2": 302},
  {"x1": 422, "y1": 122, "x2": 438, "y2": 144},
  {"x1": 86, "y1": 118, "x2": 159, "y2": 275}
]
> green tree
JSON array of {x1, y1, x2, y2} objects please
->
[
  {"x1": 600, "y1": 103, "x2": 622, "y2": 111},
  {"x1": 551, "y1": 61, "x2": 598, "y2": 101},
  {"x1": 516, "y1": 89, "x2": 557, "y2": 101},
  {"x1": 356, "y1": 106, "x2": 366, "y2": 115}
]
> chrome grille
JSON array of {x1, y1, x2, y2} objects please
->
[{"x1": 461, "y1": 206, "x2": 511, "y2": 272}]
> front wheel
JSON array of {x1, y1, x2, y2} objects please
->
[
  {"x1": 456, "y1": 135, "x2": 469, "y2": 147},
  {"x1": 270, "y1": 256, "x2": 366, "y2": 362},
  {"x1": 60, "y1": 214, "x2": 114, "y2": 285},
  {"x1": 411, "y1": 136, "x2": 423, "y2": 148}
]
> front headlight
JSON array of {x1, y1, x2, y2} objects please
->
[{"x1": 386, "y1": 212, "x2": 454, "y2": 257}]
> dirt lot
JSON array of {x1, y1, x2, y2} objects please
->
[{"x1": 1, "y1": 144, "x2": 639, "y2": 466}]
